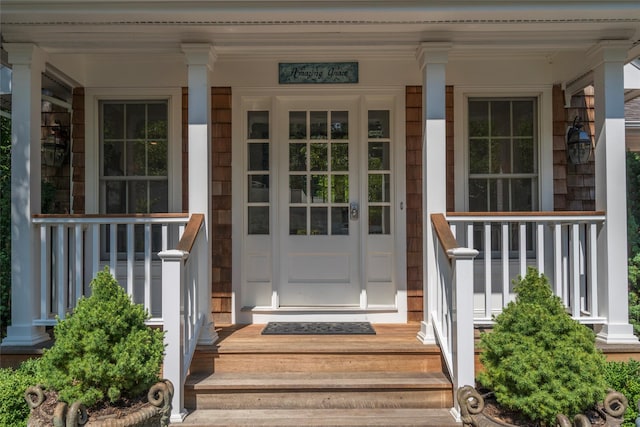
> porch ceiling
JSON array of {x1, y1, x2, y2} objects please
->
[{"x1": 1, "y1": 1, "x2": 640, "y2": 60}]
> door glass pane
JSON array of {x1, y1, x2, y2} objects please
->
[
  {"x1": 369, "y1": 206, "x2": 390, "y2": 234},
  {"x1": 289, "y1": 143, "x2": 306, "y2": 171},
  {"x1": 368, "y1": 141, "x2": 390, "y2": 170},
  {"x1": 332, "y1": 143, "x2": 348, "y2": 171},
  {"x1": 310, "y1": 175, "x2": 328, "y2": 203},
  {"x1": 332, "y1": 175, "x2": 349, "y2": 203},
  {"x1": 310, "y1": 143, "x2": 328, "y2": 171},
  {"x1": 332, "y1": 207, "x2": 349, "y2": 235},
  {"x1": 331, "y1": 111, "x2": 348, "y2": 139},
  {"x1": 289, "y1": 111, "x2": 306, "y2": 139},
  {"x1": 289, "y1": 176, "x2": 307, "y2": 203},
  {"x1": 248, "y1": 206, "x2": 269, "y2": 235},
  {"x1": 368, "y1": 110, "x2": 389, "y2": 139},
  {"x1": 248, "y1": 111, "x2": 269, "y2": 139},
  {"x1": 248, "y1": 143, "x2": 269, "y2": 171},
  {"x1": 310, "y1": 111, "x2": 327, "y2": 139},
  {"x1": 248, "y1": 174, "x2": 270, "y2": 203},
  {"x1": 368, "y1": 174, "x2": 390, "y2": 203},
  {"x1": 310, "y1": 207, "x2": 328, "y2": 235},
  {"x1": 290, "y1": 207, "x2": 307, "y2": 235}
]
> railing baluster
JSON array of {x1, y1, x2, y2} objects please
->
[
  {"x1": 144, "y1": 223, "x2": 152, "y2": 313},
  {"x1": 501, "y1": 222, "x2": 509, "y2": 309},
  {"x1": 109, "y1": 223, "x2": 117, "y2": 276},
  {"x1": 588, "y1": 222, "x2": 598, "y2": 316},
  {"x1": 162, "y1": 223, "x2": 168, "y2": 252},
  {"x1": 91, "y1": 224, "x2": 100, "y2": 279},
  {"x1": 127, "y1": 223, "x2": 135, "y2": 297},
  {"x1": 40, "y1": 225, "x2": 50, "y2": 321},
  {"x1": 74, "y1": 224, "x2": 83, "y2": 304},
  {"x1": 484, "y1": 222, "x2": 492, "y2": 319},
  {"x1": 554, "y1": 223, "x2": 563, "y2": 302},
  {"x1": 571, "y1": 223, "x2": 581, "y2": 318},
  {"x1": 57, "y1": 224, "x2": 67, "y2": 319},
  {"x1": 536, "y1": 222, "x2": 544, "y2": 274},
  {"x1": 519, "y1": 222, "x2": 527, "y2": 278}
]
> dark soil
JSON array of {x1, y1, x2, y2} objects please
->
[{"x1": 29, "y1": 390, "x2": 149, "y2": 425}]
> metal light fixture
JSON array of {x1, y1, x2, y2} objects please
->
[{"x1": 566, "y1": 116, "x2": 592, "y2": 165}]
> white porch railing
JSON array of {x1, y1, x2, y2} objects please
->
[
  {"x1": 446, "y1": 212, "x2": 606, "y2": 325},
  {"x1": 32, "y1": 214, "x2": 190, "y2": 325},
  {"x1": 159, "y1": 213, "x2": 206, "y2": 423}
]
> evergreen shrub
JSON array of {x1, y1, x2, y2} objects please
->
[
  {"x1": 0, "y1": 358, "x2": 43, "y2": 427},
  {"x1": 477, "y1": 268, "x2": 607, "y2": 426},
  {"x1": 604, "y1": 359, "x2": 640, "y2": 427},
  {"x1": 39, "y1": 267, "x2": 165, "y2": 407}
]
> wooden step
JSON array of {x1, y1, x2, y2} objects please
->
[
  {"x1": 184, "y1": 371, "x2": 453, "y2": 410},
  {"x1": 180, "y1": 408, "x2": 461, "y2": 426}
]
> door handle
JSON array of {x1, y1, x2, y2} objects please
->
[{"x1": 350, "y1": 202, "x2": 359, "y2": 220}]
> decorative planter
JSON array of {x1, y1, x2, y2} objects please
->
[
  {"x1": 457, "y1": 386, "x2": 628, "y2": 427},
  {"x1": 25, "y1": 380, "x2": 173, "y2": 427}
]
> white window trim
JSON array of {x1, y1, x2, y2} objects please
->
[
  {"x1": 84, "y1": 87, "x2": 182, "y2": 214},
  {"x1": 453, "y1": 86, "x2": 554, "y2": 212}
]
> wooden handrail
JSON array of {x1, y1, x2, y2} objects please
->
[
  {"x1": 447, "y1": 211, "x2": 604, "y2": 217},
  {"x1": 431, "y1": 213, "x2": 459, "y2": 254},
  {"x1": 176, "y1": 214, "x2": 204, "y2": 253},
  {"x1": 33, "y1": 213, "x2": 190, "y2": 219}
]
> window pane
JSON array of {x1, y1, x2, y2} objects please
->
[
  {"x1": 511, "y1": 178, "x2": 535, "y2": 211},
  {"x1": 369, "y1": 206, "x2": 390, "y2": 234},
  {"x1": 513, "y1": 101, "x2": 534, "y2": 137},
  {"x1": 127, "y1": 141, "x2": 146, "y2": 175},
  {"x1": 290, "y1": 207, "x2": 307, "y2": 235},
  {"x1": 489, "y1": 179, "x2": 510, "y2": 211},
  {"x1": 248, "y1": 206, "x2": 269, "y2": 235},
  {"x1": 147, "y1": 104, "x2": 167, "y2": 139},
  {"x1": 513, "y1": 139, "x2": 534, "y2": 173},
  {"x1": 289, "y1": 176, "x2": 307, "y2": 203},
  {"x1": 468, "y1": 101, "x2": 489, "y2": 137},
  {"x1": 310, "y1": 207, "x2": 328, "y2": 235},
  {"x1": 149, "y1": 181, "x2": 168, "y2": 213},
  {"x1": 148, "y1": 140, "x2": 167, "y2": 176},
  {"x1": 126, "y1": 104, "x2": 146, "y2": 139},
  {"x1": 105, "y1": 181, "x2": 126, "y2": 213},
  {"x1": 331, "y1": 111, "x2": 348, "y2": 139},
  {"x1": 491, "y1": 101, "x2": 511, "y2": 137},
  {"x1": 249, "y1": 143, "x2": 269, "y2": 171},
  {"x1": 289, "y1": 143, "x2": 306, "y2": 171},
  {"x1": 469, "y1": 139, "x2": 489, "y2": 174},
  {"x1": 332, "y1": 143, "x2": 349, "y2": 171},
  {"x1": 103, "y1": 141, "x2": 124, "y2": 176},
  {"x1": 248, "y1": 111, "x2": 269, "y2": 139},
  {"x1": 310, "y1": 143, "x2": 328, "y2": 171},
  {"x1": 332, "y1": 175, "x2": 349, "y2": 203},
  {"x1": 368, "y1": 174, "x2": 390, "y2": 203},
  {"x1": 248, "y1": 174, "x2": 270, "y2": 203},
  {"x1": 310, "y1": 111, "x2": 327, "y2": 139},
  {"x1": 490, "y1": 139, "x2": 511, "y2": 174},
  {"x1": 289, "y1": 111, "x2": 306, "y2": 139},
  {"x1": 311, "y1": 175, "x2": 328, "y2": 203},
  {"x1": 331, "y1": 207, "x2": 349, "y2": 235},
  {"x1": 368, "y1": 141, "x2": 390, "y2": 170},
  {"x1": 103, "y1": 104, "x2": 124, "y2": 139},
  {"x1": 128, "y1": 181, "x2": 148, "y2": 213},
  {"x1": 468, "y1": 179, "x2": 488, "y2": 212},
  {"x1": 368, "y1": 110, "x2": 390, "y2": 139}
]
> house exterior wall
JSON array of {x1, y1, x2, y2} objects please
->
[{"x1": 71, "y1": 87, "x2": 85, "y2": 214}]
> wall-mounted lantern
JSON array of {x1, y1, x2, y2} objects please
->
[{"x1": 566, "y1": 116, "x2": 592, "y2": 165}]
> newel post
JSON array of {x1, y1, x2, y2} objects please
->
[
  {"x1": 449, "y1": 247, "x2": 479, "y2": 409},
  {"x1": 158, "y1": 249, "x2": 188, "y2": 423}
]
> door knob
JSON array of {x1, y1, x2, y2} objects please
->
[{"x1": 350, "y1": 202, "x2": 359, "y2": 220}]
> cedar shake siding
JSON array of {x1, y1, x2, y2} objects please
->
[{"x1": 71, "y1": 87, "x2": 85, "y2": 214}]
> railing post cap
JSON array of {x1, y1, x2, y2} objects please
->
[
  {"x1": 158, "y1": 249, "x2": 189, "y2": 260},
  {"x1": 447, "y1": 247, "x2": 479, "y2": 259}
]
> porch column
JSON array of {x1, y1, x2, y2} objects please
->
[
  {"x1": 181, "y1": 43, "x2": 218, "y2": 345},
  {"x1": 591, "y1": 41, "x2": 638, "y2": 344},
  {"x1": 1, "y1": 44, "x2": 50, "y2": 346},
  {"x1": 416, "y1": 43, "x2": 451, "y2": 344}
]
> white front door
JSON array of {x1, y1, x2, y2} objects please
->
[{"x1": 278, "y1": 99, "x2": 361, "y2": 306}]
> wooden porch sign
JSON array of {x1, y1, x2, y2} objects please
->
[{"x1": 279, "y1": 62, "x2": 359, "y2": 84}]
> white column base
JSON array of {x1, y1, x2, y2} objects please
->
[
  {"x1": 170, "y1": 409, "x2": 188, "y2": 424},
  {"x1": 1, "y1": 325, "x2": 50, "y2": 347},
  {"x1": 417, "y1": 319, "x2": 436, "y2": 344},
  {"x1": 197, "y1": 317, "x2": 219, "y2": 346},
  {"x1": 596, "y1": 323, "x2": 639, "y2": 345}
]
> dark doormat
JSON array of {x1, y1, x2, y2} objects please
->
[{"x1": 261, "y1": 322, "x2": 376, "y2": 335}]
